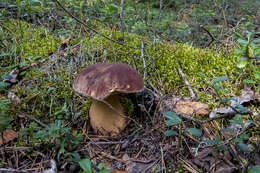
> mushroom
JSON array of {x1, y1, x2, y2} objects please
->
[{"x1": 73, "y1": 62, "x2": 144, "y2": 136}]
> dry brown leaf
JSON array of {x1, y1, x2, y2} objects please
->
[
  {"x1": 0, "y1": 129, "x2": 18, "y2": 145},
  {"x1": 175, "y1": 101, "x2": 209, "y2": 116},
  {"x1": 8, "y1": 92, "x2": 21, "y2": 104},
  {"x1": 192, "y1": 148, "x2": 236, "y2": 173},
  {"x1": 3, "y1": 69, "x2": 19, "y2": 84},
  {"x1": 122, "y1": 154, "x2": 154, "y2": 173},
  {"x1": 59, "y1": 37, "x2": 71, "y2": 50}
]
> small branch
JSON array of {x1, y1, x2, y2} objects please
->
[
  {"x1": 0, "y1": 168, "x2": 29, "y2": 173},
  {"x1": 176, "y1": 62, "x2": 196, "y2": 99},
  {"x1": 18, "y1": 112, "x2": 49, "y2": 128},
  {"x1": 201, "y1": 25, "x2": 216, "y2": 47},
  {"x1": 141, "y1": 41, "x2": 147, "y2": 81},
  {"x1": 86, "y1": 141, "x2": 125, "y2": 145}
]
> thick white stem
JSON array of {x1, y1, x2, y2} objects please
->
[{"x1": 89, "y1": 94, "x2": 126, "y2": 136}]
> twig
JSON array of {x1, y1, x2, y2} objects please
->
[
  {"x1": 52, "y1": 0, "x2": 136, "y2": 49},
  {"x1": 119, "y1": 0, "x2": 126, "y2": 38},
  {"x1": 0, "y1": 168, "x2": 29, "y2": 173},
  {"x1": 18, "y1": 112, "x2": 49, "y2": 128},
  {"x1": 176, "y1": 61, "x2": 196, "y2": 99},
  {"x1": 86, "y1": 141, "x2": 125, "y2": 145},
  {"x1": 141, "y1": 41, "x2": 146, "y2": 81},
  {"x1": 201, "y1": 25, "x2": 217, "y2": 47}
]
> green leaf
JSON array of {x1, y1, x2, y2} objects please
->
[
  {"x1": 213, "y1": 76, "x2": 229, "y2": 83},
  {"x1": 185, "y1": 128, "x2": 202, "y2": 137},
  {"x1": 219, "y1": 145, "x2": 228, "y2": 151},
  {"x1": 237, "y1": 38, "x2": 248, "y2": 46},
  {"x1": 248, "y1": 166, "x2": 260, "y2": 173},
  {"x1": 0, "y1": 82, "x2": 10, "y2": 88},
  {"x1": 2, "y1": 74, "x2": 12, "y2": 80},
  {"x1": 252, "y1": 38, "x2": 260, "y2": 44},
  {"x1": 164, "y1": 130, "x2": 178, "y2": 136},
  {"x1": 97, "y1": 162, "x2": 105, "y2": 170},
  {"x1": 163, "y1": 112, "x2": 182, "y2": 126},
  {"x1": 79, "y1": 159, "x2": 92, "y2": 173},
  {"x1": 0, "y1": 53, "x2": 12, "y2": 57},
  {"x1": 234, "y1": 49, "x2": 245, "y2": 55},
  {"x1": 229, "y1": 119, "x2": 243, "y2": 125},
  {"x1": 237, "y1": 57, "x2": 248, "y2": 68},
  {"x1": 235, "y1": 104, "x2": 249, "y2": 114},
  {"x1": 99, "y1": 170, "x2": 113, "y2": 173},
  {"x1": 243, "y1": 79, "x2": 256, "y2": 84},
  {"x1": 203, "y1": 139, "x2": 220, "y2": 145},
  {"x1": 221, "y1": 128, "x2": 233, "y2": 133},
  {"x1": 237, "y1": 143, "x2": 250, "y2": 152}
]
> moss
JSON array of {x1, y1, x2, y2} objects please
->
[
  {"x1": 0, "y1": 19, "x2": 245, "y2": 122},
  {"x1": 1, "y1": 19, "x2": 60, "y2": 67},
  {"x1": 79, "y1": 30, "x2": 241, "y2": 107},
  {"x1": 120, "y1": 97, "x2": 134, "y2": 117}
]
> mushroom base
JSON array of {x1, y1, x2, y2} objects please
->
[{"x1": 89, "y1": 94, "x2": 126, "y2": 136}]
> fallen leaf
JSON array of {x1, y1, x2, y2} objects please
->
[
  {"x1": 209, "y1": 87, "x2": 259, "y2": 118},
  {"x1": 8, "y1": 92, "x2": 21, "y2": 104},
  {"x1": 192, "y1": 148, "x2": 236, "y2": 173},
  {"x1": 122, "y1": 154, "x2": 155, "y2": 173},
  {"x1": 3, "y1": 69, "x2": 19, "y2": 84},
  {"x1": 175, "y1": 101, "x2": 209, "y2": 116},
  {"x1": 59, "y1": 37, "x2": 71, "y2": 50},
  {"x1": 0, "y1": 129, "x2": 18, "y2": 145}
]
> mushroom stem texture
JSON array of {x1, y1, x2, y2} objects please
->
[{"x1": 89, "y1": 94, "x2": 126, "y2": 136}]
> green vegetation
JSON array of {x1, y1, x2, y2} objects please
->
[{"x1": 0, "y1": 0, "x2": 259, "y2": 172}]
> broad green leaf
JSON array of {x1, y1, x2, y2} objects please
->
[
  {"x1": 166, "y1": 120, "x2": 181, "y2": 126},
  {"x1": 2, "y1": 74, "x2": 12, "y2": 80},
  {"x1": 185, "y1": 128, "x2": 202, "y2": 137},
  {"x1": 164, "y1": 130, "x2": 178, "y2": 136},
  {"x1": 235, "y1": 104, "x2": 249, "y2": 113},
  {"x1": 99, "y1": 170, "x2": 113, "y2": 173},
  {"x1": 0, "y1": 53, "x2": 12, "y2": 56},
  {"x1": 221, "y1": 128, "x2": 233, "y2": 133},
  {"x1": 252, "y1": 38, "x2": 260, "y2": 44},
  {"x1": 239, "y1": 134, "x2": 249, "y2": 140},
  {"x1": 243, "y1": 79, "x2": 256, "y2": 84},
  {"x1": 0, "y1": 82, "x2": 10, "y2": 91},
  {"x1": 213, "y1": 76, "x2": 229, "y2": 83},
  {"x1": 248, "y1": 166, "x2": 260, "y2": 173},
  {"x1": 97, "y1": 162, "x2": 105, "y2": 170},
  {"x1": 237, "y1": 143, "x2": 250, "y2": 152},
  {"x1": 234, "y1": 49, "x2": 245, "y2": 55},
  {"x1": 219, "y1": 145, "x2": 228, "y2": 151},
  {"x1": 237, "y1": 38, "x2": 248, "y2": 46},
  {"x1": 213, "y1": 84, "x2": 222, "y2": 90},
  {"x1": 203, "y1": 139, "x2": 220, "y2": 145},
  {"x1": 79, "y1": 159, "x2": 92, "y2": 173},
  {"x1": 163, "y1": 112, "x2": 182, "y2": 126},
  {"x1": 229, "y1": 119, "x2": 243, "y2": 125},
  {"x1": 237, "y1": 57, "x2": 248, "y2": 68}
]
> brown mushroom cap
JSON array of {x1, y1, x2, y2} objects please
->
[{"x1": 73, "y1": 62, "x2": 144, "y2": 100}]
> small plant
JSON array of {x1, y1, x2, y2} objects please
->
[
  {"x1": 163, "y1": 111, "x2": 202, "y2": 138},
  {"x1": 234, "y1": 30, "x2": 260, "y2": 89},
  {"x1": 0, "y1": 98, "x2": 12, "y2": 133},
  {"x1": 20, "y1": 120, "x2": 83, "y2": 160},
  {"x1": 79, "y1": 158, "x2": 112, "y2": 173}
]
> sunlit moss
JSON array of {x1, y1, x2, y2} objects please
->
[{"x1": 2, "y1": 19, "x2": 60, "y2": 65}]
